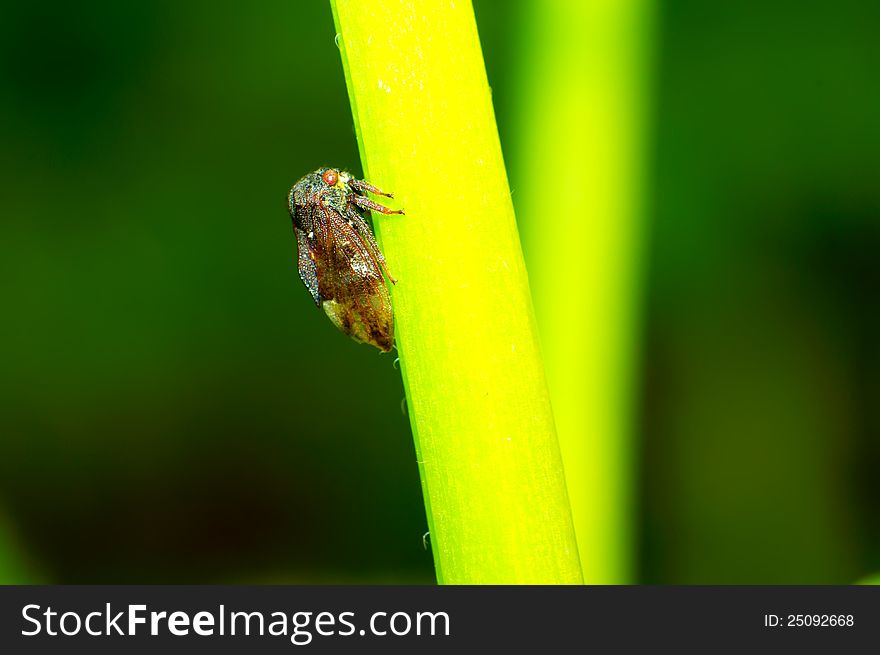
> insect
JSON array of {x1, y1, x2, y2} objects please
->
[{"x1": 287, "y1": 167, "x2": 403, "y2": 352}]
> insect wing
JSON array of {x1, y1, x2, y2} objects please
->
[
  {"x1": 294, "y1": 227, "x2": 321, "y2": 306},
  {"x1": 314, "y1": 212, "x2": 394, "y2": 351}
]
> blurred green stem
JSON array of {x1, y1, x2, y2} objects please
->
[
  {"x1": 330, "y1": 0, "x2": 582, "y2": 583},
  {"x1": 513, "y1": 0, "x2": 655, "y2": 583}
]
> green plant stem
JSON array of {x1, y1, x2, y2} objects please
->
[
  {"x1": 513, "y1": 0, "x2": 655, "y2": 583},
  {"x1": 330, "y1": 0, "x2": 582, "y2": 584}
]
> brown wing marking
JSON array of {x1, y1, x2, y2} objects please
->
[
  {"x1": 315, "y1": 210, "x2": 394, "y2": 351},
  {"x1": 345, "y1": 207, "x2": 397, "y2": 284}
]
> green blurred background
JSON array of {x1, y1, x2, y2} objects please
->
[{"x1": 0, "y1": 0, "x2": 877, "y2": 583}]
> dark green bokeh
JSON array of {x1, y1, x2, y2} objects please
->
[
  {"x1": 639, "y1": 0, "x2": 880, "y2": 583},
  {"x1": 0, "y1": 0, "x2": 429, "y2": 583},
  {"x1": 1, "y1": 0, "x2": 877, "y2": 583}
]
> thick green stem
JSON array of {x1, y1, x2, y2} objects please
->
[{"x1": 330, "y1": 0, "x2": 582, "y2": 584}]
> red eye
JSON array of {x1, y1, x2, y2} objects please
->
[{"x1": 322, "y1": 169, "x2": 339, "y2": 186}]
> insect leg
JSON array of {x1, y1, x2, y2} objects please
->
[
  {"x1": 349, "y1": 178, "x2": 394, "y2": 197},
  {"x1": 353, "y1": 194, "x2": 404, "y2": 215}
]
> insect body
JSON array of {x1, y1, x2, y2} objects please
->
[{"x1": 288, "y1": 168, "x2": 402, "y2": 352}]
